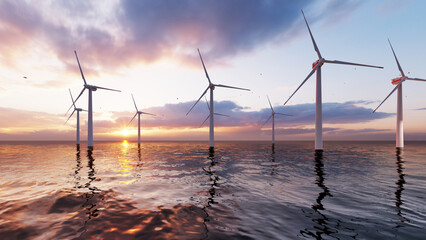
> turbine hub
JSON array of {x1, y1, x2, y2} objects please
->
[
  {"x1": 392, "y1": 76, "x2": 406, "y2": 85},
  {"x1": 210, "y1": 84, "x2": 215, "y2": 90},
  {"x1": 312, "y1": 58, "x2": 324, "y2": 69}
]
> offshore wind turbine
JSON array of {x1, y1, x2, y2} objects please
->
[
  {"x1": 129, "y1": 94, "x2": 155, "y2": 146},
  {"x1": 200, "y1": 96, "x2": 230, "y2": 127},
  {"x1": 65, "y1": 88, "x2": 86, "y2": 148},
  {"x1": 66, "y1": 51, "x2": 121, "y2": 150},
  {"x1": 283, "y1": 10, "x2": 383, "y2": 151},
  {"x1": 373, "y1": 39, "x2": 426, "y2": 149},
  {"x1": 187, "y1": 48, "x2": 250, "y2": 151},
  {"x1": 262, "y1": 95, "x2": 291, "y2": 148}
]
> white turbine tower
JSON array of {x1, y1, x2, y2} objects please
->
[
  {"x1": 283, "y1": 10, "x2": 383, "y2": 152},
  {"x1": 129, "y1": 94, "x2": 155, "y2": 146},
  {"x1": 262, "y1": 95, "x2": 291, "y2": 148},
  {"x1": 65, "y1": 88, "x2": 86, "y2": 148},
  {"x1": 67, "y1": 51, "x2": 121, "y2": 150},
  {"x1": 373, "y1": 39, "x2": 426, "y2": 149},
  {"x1": 187, "y1": 48, "x2": 250, "y2": 152},
  {"x1": 200, "y1": 96, "x2": 230, "y2": 127}
]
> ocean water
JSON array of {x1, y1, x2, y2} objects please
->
[{"x1": 0, "y1": 141, "x2": 425, "y2": 239}]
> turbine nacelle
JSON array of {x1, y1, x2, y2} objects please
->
[
  {"x1": 312, "y1": 58, "x2": 325, "y2": 69},
  {"x1": 392, "y1": 77, "x2": 406, "y2": 85},
  {"x1": 210, "y1": 84, "x2": 216, "y2": 90},
  {"x1": 86, "y1": 85, "x2": 98, "y2": 91}
]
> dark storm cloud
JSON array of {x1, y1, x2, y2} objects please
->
[
  {"x1": 119, "y1": 0, "x2": 308, "y2": 61},
  {"x1": 0, "y1": 0, "x2": 363, "y2": 71}
]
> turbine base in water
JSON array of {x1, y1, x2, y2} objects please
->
[{"x1": 315, "y1": 149, "x2": 323, "y2": 157}]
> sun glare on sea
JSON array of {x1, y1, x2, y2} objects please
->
[{"x1": 122, "y1": 140, "x2": 128, "y2": 147}]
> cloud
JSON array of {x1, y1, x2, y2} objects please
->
[
  {"x1": 0, "y1": 0, "x2": 364, "y2": 72},
  {"x1": 416, "y1": 107, "x2": 426, "y2": 111},
  {"x1": 110, "y1": 99, "x2": 392, "y2": 129}
]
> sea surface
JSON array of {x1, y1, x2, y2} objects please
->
[{"x1": 0, "y1": 141, "x2": 425, "y2": 239}]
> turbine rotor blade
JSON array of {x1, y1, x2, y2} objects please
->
[
  {"x1": 283, "y1": 64, "x2": 319, "y2": 105},
  {"x1": 324, "y1": 60, "x2": 383, "y2": 69},
  {"x1": 275, "y1": 112, "x2": 292, "y2": 116},
  {"x1": 406, "y1": 77, "x2": 426, "y2": 82},
  {"x1": 74, "y1": 50, "x2": 87, "y2": 85},
  {"x1": 267, "y1": 95, "x2": 274, "y2": 112},
  {"x1": 66, "y1": 87, "x2": 85, "y2": 115},
  {"x1": 65, "y1": 109, "x2": 76, "y2": 124},
  {"x1": 373, "y1": 81, "x2": 403, "y2": 113},
  {"x1": 204, "y1": 96, "x2": 210, "y2": 111},
  {"x1": 200, "y1": 114, "x2": 210, "y2": 127},
  {"x1": 187, "y1": 86, "x2": 210, "y2": 115},
  {"x1": 197, "y1": 48, "x2": 211, "y2": 84},
  {"x1": 131, "y1": 94, "x2": 138, "y2": 111},
  {"x1": 214, "y1": 113, "x2": 230, "y2": 117},
  {"x1": 94, "y1": 86, "x2": 121, "y2": 92},
  {"x1": 129, "y1": 112, "x2": 138, "y2": 125},
  {"x1": 141, "y1": 112, "x2": 155, "y2": 116},
  {"x1": 69, "y1": 88, "x2": 76, "y2": 109},
  {"x1": 261, "y1": 115, "x2": 273, "y2": 128},
  {"x1": 301, "y1": 10, "x2": 321, "y2": 59},
  {"x1": 215, "y1": 84, "x2": 250, "y2": 91},
  {"x1": 388, "y1": 39, "x2": 405, "y2": 76}
]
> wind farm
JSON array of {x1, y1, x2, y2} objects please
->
[{"x1": 1, "y1": 2, "x2": 426, "y2": 239}]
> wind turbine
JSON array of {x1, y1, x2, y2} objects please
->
[
  {"x1": 187, "y1": 48, "x2": 250, "y2": 151},
  {"x1": 262, "y1": 95, "x2": 291, "y2": 148},
  {"x1": 65, "y1": 88, "x2": 86, "y2": 148},
  {"x1": 200, "y1": 96, "x2": 230, "y2": 127},
  {"x1": 373, "y1": 39, "x2": 426, "y2": 149},
  {"x1": 283, "y1": 10, "x2": 383, "y2": 151},
  {"x1": 129, "y1": 94, "x2": 155, "y2": 146},
  {"x1": 66, "y1": 50, "x2": 121, "y2": 150}
]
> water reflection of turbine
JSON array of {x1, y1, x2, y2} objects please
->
[
  {"x1": 270, "y1": 149, "x2": 276, "y2": 176},
  {"x1": 201, "y1": 150, "x2": 219, "y2": 239},
  {"x1": 394, "y1": 148, "x2": 407, "y2": 226},
  {"x1": 79, "y1": 149, "x2": 102, "y2": 238},
  {"x1": 134, "y1": 147, "x2": 144, "y2": 179},
  {"x1": 300, "y1": 152, "x2": 335, "y2": 239},
  {"x1": 73, "y1": 146, "x2": 83, "y2": 188}
]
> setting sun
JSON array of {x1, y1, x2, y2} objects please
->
[{"x1": 120, "y1": 129, "x2": 131, "y2": 136}]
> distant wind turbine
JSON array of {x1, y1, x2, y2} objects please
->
[
  {"x1": 373, "y1": 39, "x2": 426, "y2": 149},
  {"x1": 65, "y1": 88, "x2": 86, "y2": 148},
  {"x1": 283, "y1": 10, "x2": 383, "y2": 152},
  {"x1": 67, "y1": 51, "x2": 121, "y2": 150},
  {"x1": 129, "y1": 94, "x2": 155, "y2": 146},
  {"x1": 200, "y1": 96, "x2": 230, "y2": 127},
  {"x1": 262, "y1": 95, "x2": 291, "y2": 148},
  {"x1": 187, "y1": 49, "x2": 250, "y2": 151}
]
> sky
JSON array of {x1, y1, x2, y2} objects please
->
[{"x1": 0, "y1": 0, "x2": 426, "y2": 142}]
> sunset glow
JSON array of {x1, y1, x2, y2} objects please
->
[{"x1": 0, "y1": 1, "x2": 425, "y2": 141}]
